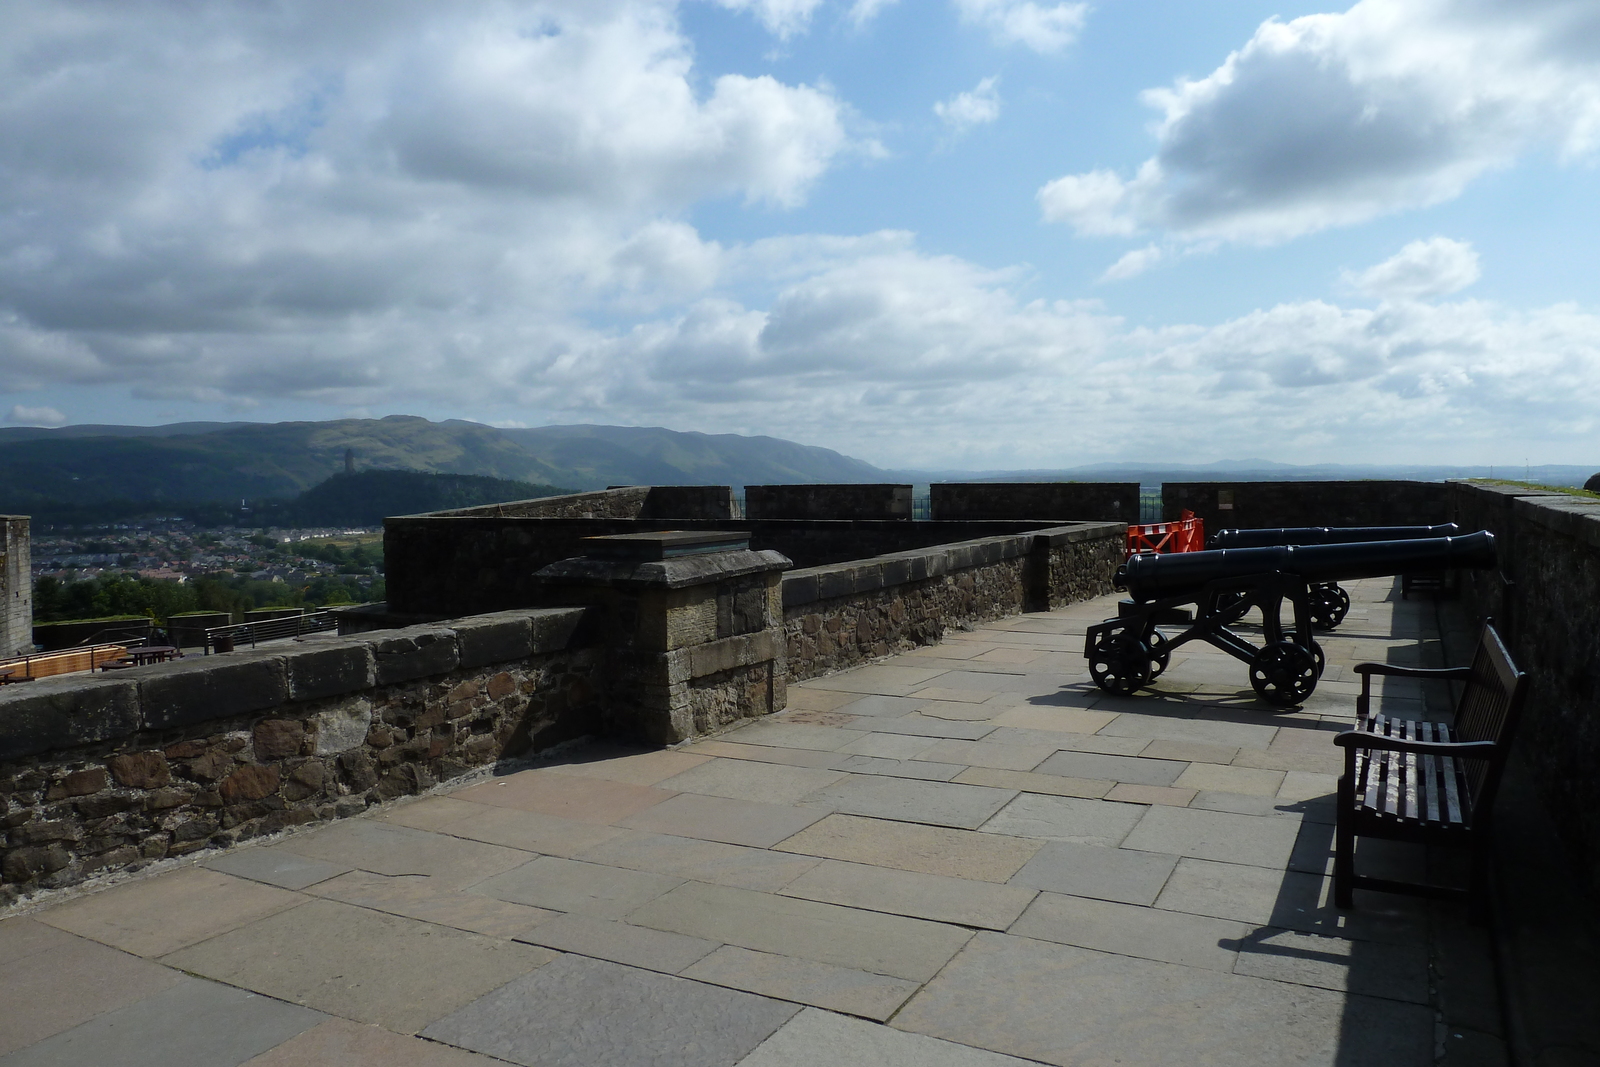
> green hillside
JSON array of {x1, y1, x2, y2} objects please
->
[
  {"x1": 0, "y1": 415, "x2": 891, "y2": 515},
  {"x1": 278, "y1": 470, "x2": 569, "y2": 526}
]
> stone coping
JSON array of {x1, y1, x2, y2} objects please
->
[
  {"x1": 1450, "y1": 481, "x2": 1600, "y2": 548},
  {"x1": 780, "y1": 523, "x2": 1123, "y2": 609},
  {"x1": 0, "y1": 607, "x2": 586, "y2": 764}
]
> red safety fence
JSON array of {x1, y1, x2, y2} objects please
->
[{"x1": 1125, "y1": 510, "x2": 1204, "y2": 557}]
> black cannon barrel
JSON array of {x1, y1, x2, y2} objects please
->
[
  {"x1": 1208, "y1": 523, "x2": 1459, "y2": 549},
  {"x1": 1117, "y1": 531, "x2": 1496, "y2": 602}
]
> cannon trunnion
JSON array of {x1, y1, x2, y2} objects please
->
[{"x1": 1085, "y1": 532, "x2": 1498, "y2": 706}]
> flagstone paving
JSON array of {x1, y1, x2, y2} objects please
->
[{"x1": 0, "y1": 577, "x2": 1501, "y2": 1066}]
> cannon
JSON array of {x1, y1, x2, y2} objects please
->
[
  {"x1": 1204, "y1": 524, "x2": 1460, "y2": 629},
  {"x1": 1084, "y1": 531, "x2": 1497, "y2": 706}
]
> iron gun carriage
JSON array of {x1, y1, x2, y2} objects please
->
[
  {"x1": 1206, "y1": 524, "x2": 1461, "y2": 630},
  {"x1": 1083, "y1": 531, "x2": 1497, "y2": 706}
]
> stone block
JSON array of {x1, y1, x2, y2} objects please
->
[
  {"x1": 283, "y1": 642, "x2": 375, "y2": 702},
  {"x1": 107, "y1": 751, "x2": 171, "y2": 789},
  {"x1": 310, "y1": 697, "x2": 374, "y2": 756},
  {"x1": 219, "y1": 764, "x2": 280, "y2": 802},
  {"x1": 687, "y1": 631, "x2": 778, "y2": 679},
  {"x1": 528, "y1": 606, "x2": 586, "y2": 651},
  {"x1": 455, "y1": 612, "x2": 534, "y2": 668},
  {"x1": 0, "y1": 675, "x2": 141, "y2": 762},
  {"x1": 45, "y1": 768, "x2": 108, "y2": 799},
  {"x1": 368, "y1": 626, "x2": 460, "y2": 684},
  {"x1": 253, "y1": 718, "x2": 306, "y2": 761},
  {"x1": 139, "y1": 653, "x2": 288, "y2": 731}
]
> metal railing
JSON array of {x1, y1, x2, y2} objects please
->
[
  {"x1": 1139, "y1": 485, "x2": 1162, "y2": 522},
  {"x1": 204, "y1": 610, "x2": 339, "y2": 654},
  {"x1": 0, "y1": 642, "x2": 131, "y2": 682}
]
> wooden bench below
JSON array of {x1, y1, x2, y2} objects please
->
[{"x1": 1334, "y1": 623, "x2": 1528, "y2": 914}]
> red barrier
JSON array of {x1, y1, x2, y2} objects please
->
[{"x1": 1125, "y1": 510, "x2": 1204, "y2": 557}]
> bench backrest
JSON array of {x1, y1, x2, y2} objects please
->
[{"x1": 1454, "y1": 623, "x2": 1528, "y2": 826}]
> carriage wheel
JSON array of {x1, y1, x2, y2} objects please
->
[{"x1": 1249, "y1": 641, "x2": 1319, "y2": 705}]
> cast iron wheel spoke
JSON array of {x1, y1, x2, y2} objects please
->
[{"x1": 1249, "y1": 640, "x2": 1319, "y2": 705}]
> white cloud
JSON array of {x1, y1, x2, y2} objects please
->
[
  {"x1": 953, "y1": 0, "x2": 1088, "y2": 54},
  {"x1": 709, "y1": 0, "x2": 825, "y2": 38},
  {"x1": 1346, "y1": 237, "x2": 1481, "y2": 300},
  {"x1": 1100, "y1": 244, "x2": 1163, "y2": 281},
  {"x1": 1037, "y1": 168, "x2": 1141, "y2": 235},
  {"x1": 847, "y1": 0, "x2": 899, "y2": 28},
  {"x1": 935, "y1": 76, "x2": 1002, "y2": 133},
  {"x1": 5, "y1": 405, "x2": 67, "y2": 427},
  {"x1": 1040, "y1": 0, "x2": 1600, "y2": 243}
]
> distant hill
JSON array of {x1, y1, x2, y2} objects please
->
[
  {"x1": 0, "y1": 416, "x2": 893, "y2": 514},
  {"x1": 276, "y1": 471, "x2": 569, "y2": 527}
]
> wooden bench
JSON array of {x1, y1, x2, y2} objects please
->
[{"x1": 1334, "y1": 622, "x2": 1528, "y2": 913}]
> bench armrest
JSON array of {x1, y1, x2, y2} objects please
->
[
  {"x1": 1334, "y1": 731, "x2": 1499, "y2": 757},
  {"x1": 1354, "y1": 664, "x2": 1472, "y2": 679},
  {"x1": 1354, "y1": 663, "x2": 1471, "y2": 717}
]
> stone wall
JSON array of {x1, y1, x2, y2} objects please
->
[
  {"x1": 781, "y1": 522, "x2": 1123, "y2": 680},
  {"x1": 0, "y1": 608, "x2": 600, "y2": 904},
  {"x1": 747, "y1": 484, "x2": 912, "y2": 520},
  {"x1": 425, "y1": 485, "x2": 733, "y2": 520},
  {"x1": 386, "y1": 516, "x2": 1060, "y2": 618},
  {"x1": 1447, "y1": 481, "x2": 1600, "y2": 891},
  {"x1": 1163, "y1": 480, "x2": 1449, "y2": 531},
  {"x1": 931, "y1": 482, "x2": 1139, "y2": 523},
  {"x1": 1, "y1": 516, "x2": 30, "y2": 658}
]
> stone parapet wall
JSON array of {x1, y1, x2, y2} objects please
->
[
  {"x1": 386, "y1": 516, "x2": 1060, "y2": 618},
  {"x1": 931, "y1": 482, "x2": 1139, "y2": 524},
  {"x1": 1163, "y1": 480, "x2": 1449, "y2": 531},
  {"x1": 1448, "y1": 481, "x2": 1600, "y2": 892},
  {"x1": 782, "y1": 523, "x2": 1123, "y2": 680},
  {"x1": 0, "y1": 607, "x2": 600, "y2": 905},
  {"x1": 424, "y1": 485, "x2": 733, "y2": 521},
  {"x1": 747, "y1": 484, "x2": 912, "y2": 521}
]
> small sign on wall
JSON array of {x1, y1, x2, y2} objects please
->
[{"x1": 1218, "y1": 490, "x2": 1234, "y2": 511}]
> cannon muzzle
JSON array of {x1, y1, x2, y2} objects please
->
[
  {"x1": 1208, "y1": 523, "x2": 1459, "y2": 549},
  {"x1": 1117, "y1": 531, "x2": 1496, "y2": 602}
]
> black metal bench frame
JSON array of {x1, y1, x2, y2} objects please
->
[{"x1": 1334, "y1": 622, "x2": 1527, "y2": 915}]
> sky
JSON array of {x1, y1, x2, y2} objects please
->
[{"x1": 2, "y1": 0, "x2": 1598, "y2": 469}]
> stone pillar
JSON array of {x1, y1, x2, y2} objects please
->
[
  {"x1": 533, "y1": 531, "x2": 790, "y2": 744},
  {"x1": 1, "y1": 516, "x2": 31, "y2": 659}
]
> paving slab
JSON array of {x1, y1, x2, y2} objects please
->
[
  {"x1": 1278, "y1": 769, "x2": 1340, "y2": 802},
  {"x1": 1191, "y1": 789, "x2": 1334, "y2": 823},
  {"x1": 1138, "y1": 738, "x2": 1241, "y2": 764},
  {"x1": 421, "y1": 954, "x2": 798, "y2": 1067},
  {"x1": 201, "y1": 846, "x2": 352, "y2": 891},
  {"x1": 919, "y1": 739, "x2": 1056, "y2": 771},
  {"x1": 540, "y1": 747, "x2": 712, "y2": 786},
  {"x1": 1232, "y1": 926, "x2": 1432, "y2": 1003},
  {"x1": 1154, "y1": 857, "x2": 1332, "y2": 928},
  {"x1": 1174, "y1": 761, "x2": 1287, "y2": 796},
  {"x1": 720, "y1": 720, "x2": 871, "y2": 751},
  {"x1": 1122, "y1": 804, "x2": 1302, "y2": 869},
  {"x1": 830, "y1": 694, "x2": 931, "y2": 716},
  {"x1": 435, "y1": 804, "x2": 629, "y2": 856},
  {"x1": 1105, "y1": 783, "x2": 1197, "y2": 806},
  {"x1": 36, "y1": 866, "x2": 304, "y2": 958},
  {"x1": 1098, "y1": 712, "x2": 1279, "y2": 750},
  {"x1": 737, "y1": 1006, "x2": 1039, "y2": 1066},
  {"x1": 450, "y1": 770, "x2": 676, "y2": 823},
  {"x1": 865, "y1": 714, "x2": 998, "y2": 740},
  {"x1": 618, "y1": 792, "x2": 828, "y2": 847},
  {"x1": 278, "y1": 820, "x2": 531, "y2": 889},
  {"x1": 307, "y1": 870, "x2": 557, "y2": 938},
  {"x1": 836, "y1": 754, "x2": 966, "y2": 781},
  {"x1": 775, "y1": 813, "x2": 1042, "y2": 882},
  {"x1": 515, "y1": 912, "x2": 718, "y2": 973},
  {"x1": 990, "y1": 705, "x2": 1117, "y2": 734},
  {"x1": 0, "y1": 976, "x2": 323, "y2": 1067},
  {"x1": 915, "y1": 699, "x2": 1013, "y2": 720},
  {"x1": 686, "y1": 739, "x2": 845, "y2": 769},
  {"x1": 1008, "y1": 841, "x2": 1179, "y2": 906},
  {"x1": 980, "y1": 793, "x2": 1145, "y2": 845},
  {"x1": 576, "y1": 829, "x2": 820, "y2": 892},
  {"x1": 240, "y1": 1017, "x2": 504, "y2": 1067},
  {"x1": 627, "y1": 881, "x2": 973, "y2": 982},
  {"x1": 0, "y1": 920, "x2": 186, "y2": 1056},
  {"x1": 161, "y1": 898, "x2": 555, "y2": 1033},
  {"x1": 685, "y1": 948, "x2": 919, "y2": 1022},
  {"x1": 893, "y1": 931, "x2": 1434, "y2": 1067},
  {"x1": 910, "y1": 686, "x2": 1005, "y2": 704},
  {"x1": 379, "y1": 796, "x2": 489, "y2": 831},
  {"x1": 836, "y1": 732, "x2": 940, "y2": 759},
  {"x1": 801, "y1": 772, "x2": 1019, "y2": 829},
  {"x1": 801, "y1": 664, "x2": 952, "y2": 695},
  {"x1": 1010, "y1": 891, "x2": 1247, "y2": 971},
  {"x1": 1033, "y1": 749, "x2": 1188, "y2": 786},
  {"x1": 656, "y1": 758, "x2": 847, "y2": 804},
  {"x1": 951, "y1": 766, "x2": 1112, "y2": 798},
  {"x1": 782, "y1": 859, "x2": 1037, "y2": 930},
  {"x1": 470, "y1": 856, "x2": 683, "y2": 919},
  {"x1": 787, "y1": 686, "x2": 870, "y2": 711}
]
